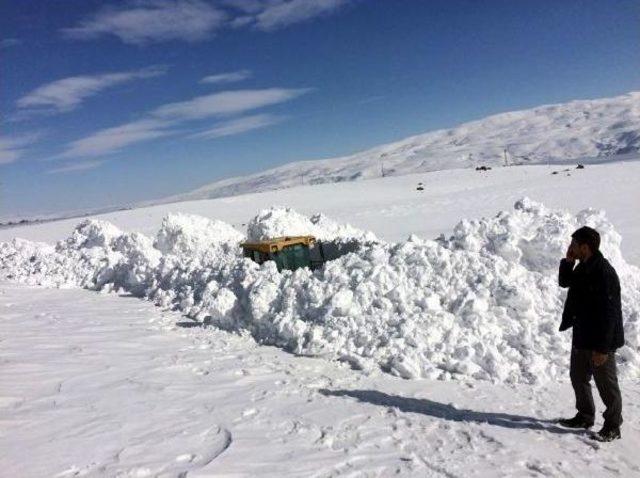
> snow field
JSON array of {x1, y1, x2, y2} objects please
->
[
  {"x1": 1, "y1": 198, "x2": 639, "y2": 384},
  {"x1": 6, "y1": 283, "x2": 639, "y2": 477}
]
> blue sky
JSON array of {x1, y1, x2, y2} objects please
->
[{"x1": 1, "y1": 0, "x2": 639, "y2": 218}]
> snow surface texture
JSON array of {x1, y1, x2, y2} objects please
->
[
  {"x1": 164, "y1": 91, "x2": 640, "y2": 203},
  {"x1": 2, "y1": 200, "x2": 639, "y2": 384}
]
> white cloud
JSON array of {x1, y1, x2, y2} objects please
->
[
  {"x1": 63, "y1": 0, "x2": 352, "y2": 44},
  {"x1": 200, "y1": 69, "x2": 252, "y2": 85},
  {"x1": 47, "y1": 160, "x2": 106, "y2": 174},
  {"x1": 58, "y1": 87, "x2": 309, "y2": 159},
  {"x1": 0, "y1": 141, "x2": 23, "y2": 164},
  {"x1": 59, "y1": 119, "x2": 171, "y2": 158},
  {"x1": 0, "y1": 38, "x2": 21, "y2": 49},
  {"x1": 17, "y1": 66, "x2": 166, "y2": 114},
  {"x1": 251, "y1": 0, "x2": 352, "y2": 30},
  {"x1": 219, "y1": 0, "x2": 265, "y2": 14},
  {"x1": 62, "y1": 0, "x2": 226, "y2": 44},
  {"x1": 0, "y1": 134, "x2": 40, "y2": 164},
  {"x1": 190, "y1": 113, "x2": 283, "y2": 139},
  {"x1": 152, "y1": 88, "x2": 309, "y2": 121}
]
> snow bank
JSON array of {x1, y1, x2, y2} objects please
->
[
  {"x1": 2, "y1": 202, "x2": 639, "y2": 384},
  {"x1": 246, "y1": 207, "x2": 377, "y2": 243},
  {"x1": 154, "y1": 213, "x2": 243, "y2": 257}
]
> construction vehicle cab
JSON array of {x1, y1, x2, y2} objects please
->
[{"x1": 241, "y1": 236, "x2": 324, "y2": 272}]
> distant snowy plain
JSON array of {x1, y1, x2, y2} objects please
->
[{"x1": 2, "y1": 159, "x2": 640, "y2": 477}]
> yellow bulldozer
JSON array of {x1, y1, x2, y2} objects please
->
[{"x1": 241, "y1": 235, "x2": 325, "y2": 272}]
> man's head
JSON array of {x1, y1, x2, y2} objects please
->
[{"x1": 569, "y1": 226, "x2": 600, "y2": 261}]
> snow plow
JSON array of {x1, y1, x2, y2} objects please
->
[{"x1": 241, "y1": 236, "x2": 325, "y2": 272}]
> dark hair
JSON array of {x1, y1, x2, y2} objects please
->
[{"x1": 572, "y1": 226, "x2": 600, "y2": 252}]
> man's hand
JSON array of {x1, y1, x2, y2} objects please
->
[
  {"x1": 565, "y1": 245, "x2": 576, "y2": 262},
  {"x1": 592, "y1": 351, "x2": 608, "y2": 367}
]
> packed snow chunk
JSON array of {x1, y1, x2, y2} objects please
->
[
  {"x1": 0, "y1": 238, "x2": 57, "y2": 285},
  {"x1": 62, "y1": 219, "x2": 123, "y2": 250},
  {"x1": 2, "y1": 201, "x2": 640, "y2": 385},
  {"x1": 247, "y1": 207, "x2": 377, "y2": 243},
  {"x1": 155, "y1": 213, "x2": 244, "y2": 257},
  {"x1": 440, "y1": 197, "x2": 628, "y2": 276},
  {"x1": 110, "y1": 233, "x2": 161, "y2": 295},
  {"x1": 57, "y1": 220, "x2": 162, "y2": 294}
]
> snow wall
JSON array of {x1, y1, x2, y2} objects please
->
[{"x1": 2, "y1": 198, "x2": 639, "y2": 384}]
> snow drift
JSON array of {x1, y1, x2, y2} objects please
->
[{"x1": 2, "y1": 200, "x2": 639, "y2": 384}]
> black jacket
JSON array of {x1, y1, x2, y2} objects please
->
[{"x1": 559, "y1": 251, "x2": 624, "y2": 353}]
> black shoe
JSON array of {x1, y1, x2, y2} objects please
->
[
  {"x1": 558, "y1": 414, "x2": 594, "y2": 429},
  {"x1": 591, "y1": 426, "x2": 621, "y2": 442}
]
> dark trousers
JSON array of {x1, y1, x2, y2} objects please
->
[{"x1": 570, "y1": 348, "x2": 623, "y2": 428}]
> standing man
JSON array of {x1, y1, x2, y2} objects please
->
[{"x1": 557, "y1": 226, "x2": 624, "y2": 442}]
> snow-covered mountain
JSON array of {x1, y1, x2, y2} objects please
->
[{"x1": 166, "y1": 91, "x2": 640, "y2": 202}]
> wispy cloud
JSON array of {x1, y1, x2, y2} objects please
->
[
  {"x1": 219, "y1": 0, "x2": 265, "y2": 14},
  {"x1": 0, "y1": 134, "x2": 40, "y2": 164},
  {"x1": 59, "y1": 119, "x2": 172, "y2": 158},
  {"x1": 200, "y1": 69, "x2": 252, "y2": 85},
  {"x1": 249, "y1": 0, "x2": 352, "y2": 31},
  {"x1": 63, "y1": 0, "x2": 353, "y2": 44},
  {"x1": 16, "y1": 66, "x2": 166, "y2": 114},
  {"x1": 152, "y1": 88, "x2": 309, "y2": 121},
  {"x1": 62, "y1": 0, "x2": 226, "y2": 44},
  {"x1": 47, "y1": 160, "x2": 106, "y2": 174},
  {"x1": 0, "y1": 38, "x2": 21, "y2": 49},
  {"x1": 190, "y1": 113, "x2": 283, "y2": 139},
  {"x1": 58, "y1": 87, "x2": 309, "y2": 159}
]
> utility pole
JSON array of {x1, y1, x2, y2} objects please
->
[
  {"x1": 381, "y1": 162, "x2": 385, "y2": 178},
  {"x1": 503, "y1": 148, "x2": 509, "y2": 167}
]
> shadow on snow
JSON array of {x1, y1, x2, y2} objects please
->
[{"x1": 319, "y1": 389, "x2": 580, "y2": 435}]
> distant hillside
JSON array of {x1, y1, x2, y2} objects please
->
[{"x1": 164, "y1": 91, "x2": 640, "y2": 203}]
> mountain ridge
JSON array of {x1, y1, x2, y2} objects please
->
[{"x1": 162, "y1": 91, "x2": 640, "y2": 203}]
